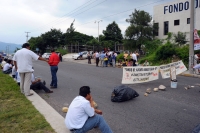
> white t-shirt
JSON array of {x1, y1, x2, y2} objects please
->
[
  {"x1": 13, "y1": 48, "x2": 39, "y2": 73},
  {"x1": 65, "y1": 96, "x2": 94, "y2": 130},
  {"x1": 132, "y1": 53, "x2": 137, "y2": 61},
  {"x1": 1, "y1": 61, "x2": 6, "y2": 67},
  {"x1": 3, "y1": 63, "x2": 12, "y2": 71},
  {"x1": 16, "y1": 72, "x2": 21, "y2": 83},
  {"x1": 12, "y1": 66, "x2": 16, "y2": 75}
]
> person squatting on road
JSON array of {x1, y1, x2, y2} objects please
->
[
  {"x1": 13, "y1": 43, "x2": 48, "y2": 96},
  {"x1": 48, "y1": 49, "x2": 60, "y2": 88},
  {"x1": 65, "y1": 86, "x2": 113, "y2": 133}
]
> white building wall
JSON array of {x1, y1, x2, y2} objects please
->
[{"x1": 153, "y1": 0, "x2": 200, "y2": 41}]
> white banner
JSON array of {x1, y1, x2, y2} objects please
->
[
  {"x1": 194, "y1": 29, "x2": 200, "y2": 50},
  {"x1": 159, "y1": 60, "x2": 187, "y2": 79},
  {"x1": 122, "y1": 66, "x2": 159, "y2": 84}
]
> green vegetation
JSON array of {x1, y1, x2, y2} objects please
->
[{"x1": 0, "y1": 72, "x2": 55, "y2": 133}]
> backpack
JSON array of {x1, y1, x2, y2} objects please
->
[{"x1": 111, "y1": 85, "x2": 139, "y2": 102}]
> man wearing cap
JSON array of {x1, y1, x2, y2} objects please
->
[{"x1": 13, "y1": 43, "x2": 48, "y2": 96}]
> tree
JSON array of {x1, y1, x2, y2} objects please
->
[
  {"x1": 125, "y1": 9, "x2": 155, "y2": 50},
  {"x1": 41, "y1": 28, "x2": 63, "y2": 49},
  {"x1": 66, "y1": 19, "x2": 75, "y2": 33},
  {"x1": 102, "y1": 21, "x2": 123, "y2": 50},
  {"x1": 173, "y1": 31, "x2": 188, "y2": 46}
]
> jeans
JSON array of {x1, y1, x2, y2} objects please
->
[
  {"x1": 50, "y1": 66, "x2": 58, "y2": 87},
  {"x1": 74, "y1": 114, "x2": 113, "y2": 133}
]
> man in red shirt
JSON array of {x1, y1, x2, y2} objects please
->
[{"x1": 48, "y1": 49, "x2": 60, "y2": 88}]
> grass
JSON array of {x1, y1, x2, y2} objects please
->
[{"x1": 0, "y1": 72, "x2": 55, "y2": 133}]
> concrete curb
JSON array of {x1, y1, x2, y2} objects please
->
[
  {"x1": 10, "y1": 75, "x2": 70, "y2": 133},
  {"x1": 180, "y1": 73, "x2": 200, "y2": 78},
  {"x1": 26, "y1": 90, "x2": 70, "y2": 133}
]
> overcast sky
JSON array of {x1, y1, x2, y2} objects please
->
[{"x1": 0, "y1": 0, "x2": 174, "y2": 44}]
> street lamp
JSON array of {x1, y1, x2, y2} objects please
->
[
  {"x1": 95, "y1": 20, "x2": 102, "y2": 42},
  {"x1": 115, "y1": 42, "x2": 119, "y2": 52}
]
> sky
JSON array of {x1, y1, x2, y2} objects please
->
[{"x1": 0, "y1": 0, "x2": 174, "y2": 45}]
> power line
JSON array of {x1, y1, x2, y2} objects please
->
[
  {"x1": 75, "y1": 0, "x2": 165, "y2": 28},
  {"x1": 25, "y1": 32, "x2": 31, "y2": 42},
  {"x1": 30, "y1": 0, "x2": 105, "y2": 33}
]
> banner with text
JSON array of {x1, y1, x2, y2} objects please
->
[
  {"x1": 194, "y1": 29, "x2": 200, "y2": 50},
  {"x1": 159, "y1": 60, "x2": 187, "y2": 79},
  {"x1": 122, "y1": 66, "x2": 159, "y2": 84}
]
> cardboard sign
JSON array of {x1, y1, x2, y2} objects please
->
[
  {"x1": 122, "y1": 66, "x2": 159, "y2": 84},
  {"x1": 160, "y1": 60, "x2": 187, "y2": 79}
]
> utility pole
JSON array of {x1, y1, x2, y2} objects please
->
[
  {"x1": 25, "y1": 32, "x2": 31, "y2": 42},
  {"x1": 189, "y1": 0, "x2": 194, "y2": 74},
  {"x1": 95, "y1": 20, "x2": 102, "y2": 42}
]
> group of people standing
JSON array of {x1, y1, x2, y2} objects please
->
[
  {"x1": 1, "y1": 45, "x2": 114, "y2": 132},
  {"x1": 0, "y1": 43, "x2": 60, "y2": 96},
  {"x1": 88, "y1": 51, "x2": 117, "y2": 67}
]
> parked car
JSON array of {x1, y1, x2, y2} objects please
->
[
  {"x1": 42, "y1": 53, "x2": 51, "y2": 59},
  {"x1": 72, "y1": 51, "x2": 88, "y2": 60}
]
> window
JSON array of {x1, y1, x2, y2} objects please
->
[
  {"x1": 164, "y1": 21, "x2": 169, "y2": 35},
  {"x1": 187, "y1": 18, "x2": 190, "y2": 24},
  {"x1": 174, "y1": 20, "x2": 180, "y2": 26},
  {"x1": 153, "y1": 23, "x2": 159, "y2": 36}
]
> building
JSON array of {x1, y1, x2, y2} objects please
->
[{"x1": 153, "y1": 0, "x2": 200, "y2": 40}]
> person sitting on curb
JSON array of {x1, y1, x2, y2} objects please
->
[
  {"x1": 12, "y1": 65, "x2": 16, "y2": 78},
  {"x1": 143, "y1": 60, "x2": 150, "y2": 66},
  {"x1": 16, "y1": 71, "x2": 53, "y2": 93},
  {"x1": 65, "y1": 86, "x2": 113, "y2": 133},
  {"x1": 1, "y1": 58, "x2": 7, "y2": 69},
  {"x1": 3, "y1": 59, "x2": 12, "y2": 74}
]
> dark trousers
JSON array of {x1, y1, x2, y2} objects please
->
[
  {"x1": 30, "y1": 82, "x2": 50, "y2": 92},
  {"x1": 96, "y1": 58, "x2": 99, "y2": 66},
  {"x1": 3, "y1": 68, "x2": 12, "y2": 74},
  {"x1": 50, "y1": 66, "x2": 58, "y2": 87},
  {"x1": 88, "y1": 56, "x2": 91, "y2": 64},
  {"x1": 133, "y1": 60, "x2": 137, "y2": 66}
]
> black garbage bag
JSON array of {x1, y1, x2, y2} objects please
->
[{"x1": 111, "y1": 85, "x2": 139, "y2": 102}]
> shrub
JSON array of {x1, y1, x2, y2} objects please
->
[
  {"x1": 116, "y1": 53, "x2": 124, "y2": 62},
  {"x1": 156, "y1": 42, "x2": 176, "y2": 61},
  {"x1": 175, "y1": 45, "x2": 189, "y2": 67}
]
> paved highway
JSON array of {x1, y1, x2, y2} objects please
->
[{"x1": 33, "y1": 60, "x2": 200, "y2": 133}]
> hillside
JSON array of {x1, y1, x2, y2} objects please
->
[{"x1": 0, "y1": 42, "x2": 22, "y2": 54}]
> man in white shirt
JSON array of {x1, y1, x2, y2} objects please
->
[
  {"x1": 12, "y1": 43, "x2": 48, "y2": 96},
  {"x1": 132, "y1": 52, "x2": 137, "y2": 66},
  {"x1": 65, "y1": 86, "x2": 113, "y2": 133},
  {"x1": 3, "y1": 59, "x2": 12, "y2": 74},
  {"x1": 95, "y1": 51, "x2": 100, "y2": 67}
]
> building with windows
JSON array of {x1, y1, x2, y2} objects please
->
[{"x1": 153, "y1": 0, "x2": 200, "y2": 40}]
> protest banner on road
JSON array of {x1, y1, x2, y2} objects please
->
[
  {"x1": 122, "y1": 66, "x2": 159, "y2": 84},
  {"x1": 159, "y1": 60, "x2": 187, "y2": 79}
]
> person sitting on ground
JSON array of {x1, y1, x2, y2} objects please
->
[
  {"x1": 3, "y1": 59, "x2": 12, "y2": 74},
  {"x1": 30, "y1": 73, "x2": 53, "y2": 93},
  {"x1": 65, "y1": 86, "x2": 113, "y2": 133},
  {"x1": 12, "y1": 65, "x2": 16, "y2": 78},
  {"x1": 1, "y1": 57, "x2": 7, "y2": 69},
  {"x1": 143, "y1": 60, "x2": 150, "y2": 66},
  {"x1": 16, "y1": 71, "x2": 53, "y2": 93}
]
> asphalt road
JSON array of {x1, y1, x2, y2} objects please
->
[{"x1": 33, "y1": 60, "x2": 200, "y2": 133}]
